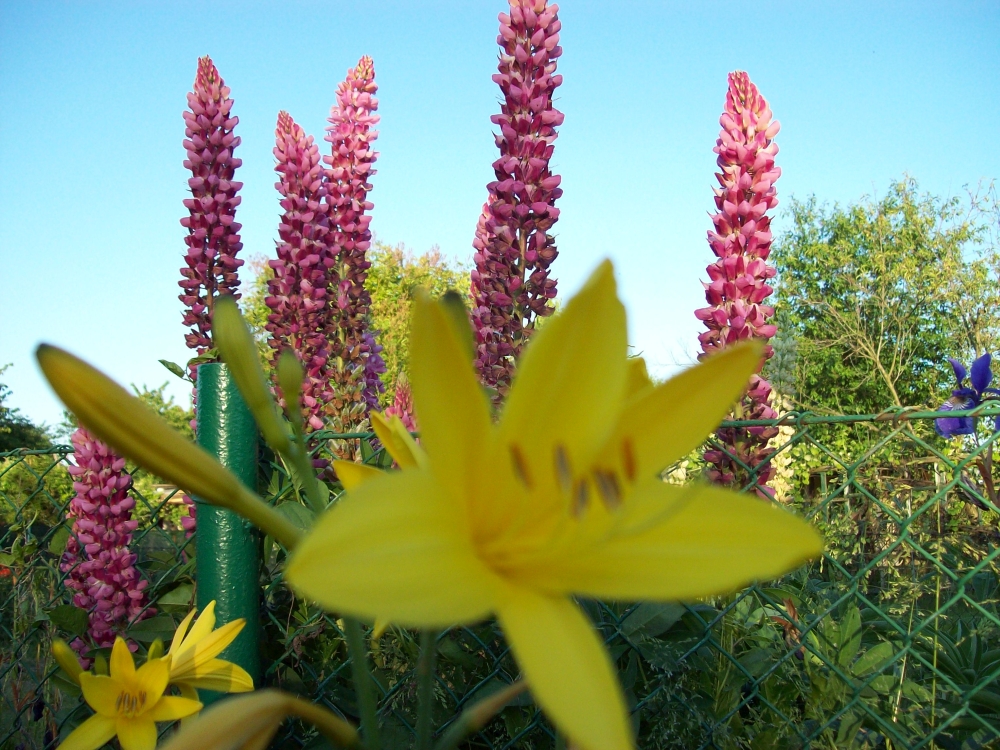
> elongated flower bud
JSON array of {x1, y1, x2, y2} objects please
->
[
  {"x1": 384, "y1": 375, "x2": 417, "y2": 434},
  {"x1": 324, "y1": 56, "x2": 386, "y2": 431},
  {"x1": 61, "y1": 427, "x2": 150, "y2": 663},
  {"x1": 695, "y1": 71, "x2": 781, "y2": 497},
  {"x1": 179, "y1": 55, "x2": 244, "y2": 355},
  {"x1": 266, "y1": 111, "x2": 335, "y2": 432},
  {"x1": 472, "y1": 0, "x2": 564, "y2": 400}
]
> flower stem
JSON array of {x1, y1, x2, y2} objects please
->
[
  {"x1": 431, "y1": 681, "x2": 527, "y2": 750},
  {"x1": 416, "y1": 629, "x2": 441, "y2": 750},
  {"x1": 344, "y1": 617, "x2": 380, "y2": 749}
]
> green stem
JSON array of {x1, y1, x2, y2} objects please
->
[
  {"x1": 432, "y1": 682, "x2": 527, "y2": 750},
  {"x1": 416, "y1": 629, "x2": 441, "y2": 750},
  {"x1": 345, "y1": 617, "x2": 380, "y2": 750}
]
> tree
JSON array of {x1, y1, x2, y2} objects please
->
[
  {"x1": 771, "y1": 178, "x2": 998, "y2": 415},
  {"x1": 0, "y1": 364, "x2": 49, "y2": 452}
]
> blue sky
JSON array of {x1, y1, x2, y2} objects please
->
[{"x1": 2, "y1": 1, "x2": 998, "y2": 429}]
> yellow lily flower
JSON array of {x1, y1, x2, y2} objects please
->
[
  {"x1": 58, "y1": 637, "x2": 201, "y2": 750},
  {"x1": 285, "y1": 260, "x2": 823, "y2": 750},
  {"x1": 166, "y1": 600, "x2": 254, "y2": 701}
]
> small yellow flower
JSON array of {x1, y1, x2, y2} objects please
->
[
  {"x1": 167, "y1": 600, "x2": 254, "y2": 702},
  {"x1": 58, "y1": 637, "x2": 201, "y2": 750},
  {"x1": 286, "y1": 260, "x2": 823, "y2": 750}
]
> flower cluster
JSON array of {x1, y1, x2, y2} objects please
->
[
  {"x1": 323, "y1": 56, "x2": 386, "y2": 428},
  {"x1": 266, "y1": 110, "x2": 336, "y2": 431},
  {"x1": 936, "y1": 354, "x2": 999, "y2": 437},
  {"x1": 178, "y1": 55, "x2": 245, "y2": 357},
  {"x1": 695, "y1": 71, "x2": 781, "y2": 496},
  {"x1": 383, "y1": 374, "x2": 416, "y2": 434},
  {"x1": 61, "y1": 427, "x2": 150, "y2": 664},
  {"x1": 471, "y1": 0, "x2": 564, "y2": 400}
]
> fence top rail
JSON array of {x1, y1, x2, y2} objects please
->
[{"x1": 5, "y1": 401, "x2": 999, "y2": 460}]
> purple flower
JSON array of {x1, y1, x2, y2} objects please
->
[
  {"x1": 695, "y1": 72, "x2": 781, "y2": 498},
  {"x1": 178, "y1": 55, "x2": 244, "y2": 356},
  {"x1": 266, "y1": 110, "x2": 335, "y2": 432},
  {"x1": 61, "y1": 427, "x2": 151, "y2": 665},
  {"x1": 936, "y1": 354, "x2": 998, "y2": 437},
  {"x1": 323, "y1": 56, "x2": 386, "y2": 428},
  {"x1": 471, "y1": 0, "x2": 564, "y2": 400}
]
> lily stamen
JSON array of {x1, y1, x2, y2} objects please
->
[
  {"x1": 593, "y1": 470, "x2": 623, "y2": 511},
  {"x1": 509, "y1": 444, "x2": 533, "y2": 489},
  {"x1": 554, "y1": 444, "x2": 572, "y2": 493}
]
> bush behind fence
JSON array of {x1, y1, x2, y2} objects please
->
[{"x1": 3, "y1": 408, "x2": 1000, "y2": 750}]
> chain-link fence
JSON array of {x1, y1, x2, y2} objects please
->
[{"x1": 4, "y1": 405, "x2": 1000, "y2": 749}]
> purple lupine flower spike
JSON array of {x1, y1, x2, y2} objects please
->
[
  {"x1": 695, "y1": 71, "x2": 781, "y2": 498},
  {"x1": 471, "y1": 0, "x2": 564, "y2": 401},
  {"x1": 61, "y1": 427, "x2": 151, "y2": 666},
  {"x1": 266, "y1": 110, "x2": 335, "y2": 432},
  {"x1": 179, "y1": 55, "x2": 244, "y2": 356},
  {"x1": 324, "y1": 56, "x2": 385, "y2": 429}
]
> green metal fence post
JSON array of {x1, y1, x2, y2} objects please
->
[{"x1": 195, "y1": 362, "x2": 261, "y2": 702}]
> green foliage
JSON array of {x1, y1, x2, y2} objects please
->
[
  {"x1": 772, "y1": 177, "x2": 999, "y2": 415},
  {"x1": 0, "y1": 365, "x2": 50, "y2": 452}
]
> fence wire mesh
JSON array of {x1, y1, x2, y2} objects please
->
[{"x1": 3, "y1": 405, "x2": 1000, "y2": 750}]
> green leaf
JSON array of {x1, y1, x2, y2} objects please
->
[
  {"x1": 0, "y1": 552, "x2": 14, "y2": 567},
  {"x1": 157, "y1": 583, "x2": 195, "y2": 607},
  {"x1": 49, "y1": 605, "x2": 89, "y2": 636},
  {"x1": 159, "y1": 359, "x2": 187, "y2": 380},
  {"x1": 128, "y1": 615, "x2": 177, "y2": 643},
  {"x1": 838, "y1": 606, "x2": 862, "y2": 668},
  {"x1": 621, "y1": 602, "x2": 685, "y2": 638},
  {"x1": 275, "y1": 502, "x2": 315, "y2": 533},
  {"x1": 853, "y1": 641, "x2": 894, "y2": 677},
  {"x1": 48, "y1": 527, "x2": 69, "y2": 556}
]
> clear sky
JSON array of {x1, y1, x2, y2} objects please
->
[{"x1": 2, "y1": 1, "x2": 998, "y2": 430}]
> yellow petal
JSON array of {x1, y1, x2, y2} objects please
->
[
  {"x1": 606, "y1": 342, "x2": 762, "y2": 480},
  {"x1": 168, "y1": 607, "x2": 198, "y2": 657},
  {"x1": 110, "y1": 638, "x2": 136, "y2": 680},
  {"x1": 172, "y1": 620, "x2": 245, "y2": 681},
  {"x1": 537, "y1": 482, "x2": 822, "y2": 600},
  {"x1": 625, "y1": 357, "x2": 654, "y2": 399},
  {"x1": 497, "y1": 587, "x2": 633, "y2": 750},
  {"x1": 134, "y1": 655, "x2": 170, "y2": 706},
  {"x1": 176, "y1": 659, "x2": 254, "y2": 693},
  {"x1": 370, "y1": 412, "x2": 421, "y2": 469},
  {"x1": 148, "y1": 695, "x2": 203, "y2": 721},
  {"x1": 498, "y1": 261, "x2": 627, "y2": 507},
  {"x1": 185, "y1": 601, "x2": 218, "y2": 646},
  {"x1": 35, "y1": 346, "x2": 302, "y2": 549},
  {"x1": 286, "y1": 469, "x2": 499, "y2": 627},
  {"x1": 55, "y1": 713, "x2": 117, "y2": 750},
  {"x1": 332, "y1": 459, "x2": 383, "y2": 491},
  {"x1": 79, "y1": 673, "x2": 120, "y2": 717},
  {"x1": 409, "y1": 291, "x2": 492, "y2": 504},
  {"x1": 116, "y1": 717, "x2": 158, "y2": 750}
]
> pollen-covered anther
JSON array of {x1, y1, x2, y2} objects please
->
[
  {"x1": 593, "y1": 470, "x2": 622, "y2": 511},
  {"x1": 553, "y1": 444, "x2": 572, "y2": 493},
  {"x1": 572, "y1": 479, "x2": 590, "y2": 518},
  {"x1": 116, "y1": 690, "x2": 147, "y2": 717},
  {"x1": 621, "y1": 439, "x2": 636, "y2": 484},
  {"x1": 509, "y1": 443, "x2": 533, "y2": 489}
]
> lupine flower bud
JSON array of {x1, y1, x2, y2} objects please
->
[
  {"x1": 383, "y1": 375, "x2": 417, "y2": 434},
  {"x1": 694, "y1": 71, "x2": 781, "y2": 497},
  {"x1": 471, "y1": 0, "x2": 564, "y2": 401},
  {"x1": 61, "y1": 427, "x2": 151, "y2": 665},
  {"x1": 323, "y1": 56, "x2": 386, "y2": 431},
  {"x1": 266, "y1": 111, "x2": 335, "y2": 432},
  {"x1": 178, "y1": 55, "x2": 244, "y2": 356}
]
